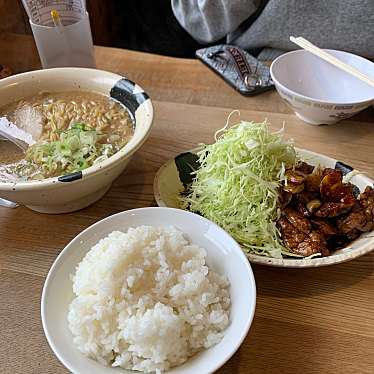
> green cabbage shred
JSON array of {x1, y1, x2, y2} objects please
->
[{"x1": 180, "y1": 119, "x2": 297, "y2": 258}]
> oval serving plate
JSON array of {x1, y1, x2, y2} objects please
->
[{"x1": 153, "y1": 148, "x2": 374, "y2": 268}]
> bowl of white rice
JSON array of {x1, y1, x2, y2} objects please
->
[{"x1": 41, "y1": 207, "x2": 256, "y2": 374}]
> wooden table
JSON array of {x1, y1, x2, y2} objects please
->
[{"x1": 1, "y1": 33, "x2": 374, "y2": 374}]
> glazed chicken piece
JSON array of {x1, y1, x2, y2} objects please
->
[
  {"x1": 319, "y1": 170, "x2": 343, "y2": 200},
  {"x1": 292, "y1": 200, "x2": 311, "y2": 218},
  {"x1": 326, "y1": 235, "x2": 350, "y2": 250},
  {"x1": 345, "y1": 229, "x2": 361, "y2": 241},
  {"x1": 334, "y1": 184, "x2": 357, "y2": 201},
  {"x1": 293, "y1": 191, "x2": 320, "y2": 204},
  {"x1": 360, "y1": 186, "x2": 374, "y2": 221},
  {"x1": 320, "y1": 171, "x2": 355, "y2": 202},
  {"x1": 278, "y1": 162, "x2": 373, "y2": 257},
  {"x1": 315, "y1": 201, "x2": 355, "y2": 218},
  {"x1": 314, "y1": 172, "x2": 356, "y2": 218},
  {"x1": 292, "y1": 198, "x2": 323, "y2": 217},
  {"x1": 337, "y1": 210, "x2": 372, "y2": 234},
  {"x1": 297, "y1": 231, "x2": 329, "y2": 257},
  {"x1": 337, "y1": 187, "x2": 374, "y2": 236},
  {"x1": 295, "y1": 161, "x2": 314, "y2": 176},
  {"x1": 283, "y1": 206, "x2": 311, "y2": 234},
  {"x1": 311, "y1": 219, "x2": 337, "y2": 237},
  {"x1": 278, "y1": 207, "x2": 328, "y2": 256},
  {"x1": 279, "y1": 189, "x2": 292, "y2": 207},
  {"x1": 277, "y1": 216, "x2": 307, "y2": 249},
  {"x1": 322, "y1": 168, "x2": 338, "y2": 177}
]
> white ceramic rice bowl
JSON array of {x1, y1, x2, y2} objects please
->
[
  {"x1": 41, "y1": 207, "x2": 256, "y2": 374},
  {"x1": 270, "y1": 49, "x2": 374, "y2": 125},
  {"x1": 0, "y1": 68, "x2": 153, "y2": 213}
]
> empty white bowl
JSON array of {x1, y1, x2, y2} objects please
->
[
  {"x1": 270, "y1": 49, "x2": 374, "y2": 125},
  {"x1": 41, "y1": 207, "x2": 256, "y2": 374}
]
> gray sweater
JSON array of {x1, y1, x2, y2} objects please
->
[{"x1": 172, "y1": 0, "x2": 374, "y2": 59}]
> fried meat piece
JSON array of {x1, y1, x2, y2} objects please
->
[
  {"x1": 322, "y1": 168, "x2": 339, "y2": 177},
  {"x1": 337, "y1": 211, "x2": 372, "y2": 234},
  {"x1": 277, "y1": 216, "x2": 307, "y2": 249},
  {"x1": 283, "y1": 183, "x2": 305, "y2": 194},
  {"x1": 278, "y1": 165, "x2": 372, "y2": 257},
  {"x1": 293, "y1": 191, "x2": 320, "y2": 204},
  {"x1": 278, "y1": 210, "x2": 328, "y2": 257},
  {"x1": 311, "y1": 219, "x2": 337, "y2": 237},
  {"x1": 360, "y1": 186, "x2": 374, "y2": 220},
  {"x1": 314, "y1": 201, "x2": 355, "y2": 218},
  {"x1": 327, "y1": 235, "x2": 350, "y2": 250},
  {"x1": 292, "y1": 201, "x2": 311, "y2": 218},
  {"x1": 320, "y1": 169, "x2": 356, "y2": 203},
  {"x1": 345, "y1": 229, "x2": 361, "y2": 241},
  {"x1": 279, "y1": 189, "x2": 292, "y2": 207},
  {"x1": 335, "y1": 187, "x2": 374, "y2": 237},
  {"x1": 296, "y1": 231, "x2": 329, "y2": 257},
  {"x1": 331, "y1": 184, "x2": 356, "y2": 204},
  {"x1": 283, "y1": 207, "x2": 311, "y2": 234},
  {"x1": 320, "y1": 170, "x2": 342, "y2": 199},
  {"x1": 295, "y1": 161, "x2": 314, "y2": 176}
]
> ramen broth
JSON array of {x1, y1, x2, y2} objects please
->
[{"x1": 0, "y1": 91, "x2": 134, "y2": 182}]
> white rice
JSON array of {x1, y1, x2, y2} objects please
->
[{"x1": 68, "y1": 225, "x2": 231, "y2": 373}]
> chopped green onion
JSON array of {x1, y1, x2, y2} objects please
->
[{"x1": 25, "y1": 122, "x2": 114, "y2": 178}]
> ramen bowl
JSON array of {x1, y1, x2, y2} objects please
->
[
  {"x1": 0, "y1": 68, "x2": 153, "y2": 213},
  {"x1": 270, "y1": 49, "x2": 374, "y2": 125}
]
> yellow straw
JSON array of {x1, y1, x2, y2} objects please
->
[{"x1": 51, "y1": 9, "x2": 63, "y2": 28}]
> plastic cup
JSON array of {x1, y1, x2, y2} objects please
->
[{"x1": 30, "y1": 11, "x2": 96, "y2": 69}]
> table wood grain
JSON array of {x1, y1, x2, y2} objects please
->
[{"x1": 0, "y1": 33, "x2": 373, "y2": 374}]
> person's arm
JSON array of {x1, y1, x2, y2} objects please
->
[{"x1": 171, "y1": 0, "x2": 261, "y2": 43}]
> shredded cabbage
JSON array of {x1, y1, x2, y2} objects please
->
[
  {"x1": 25, "y1": 123, "x2": 114, "y2": 178},
  {"x1": 180, "y1": 120, "x2": 296, "y2": 258}
]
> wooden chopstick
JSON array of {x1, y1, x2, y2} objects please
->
[{"x1": 290, "y1": 36, "x2": 374, "y2": 88}]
